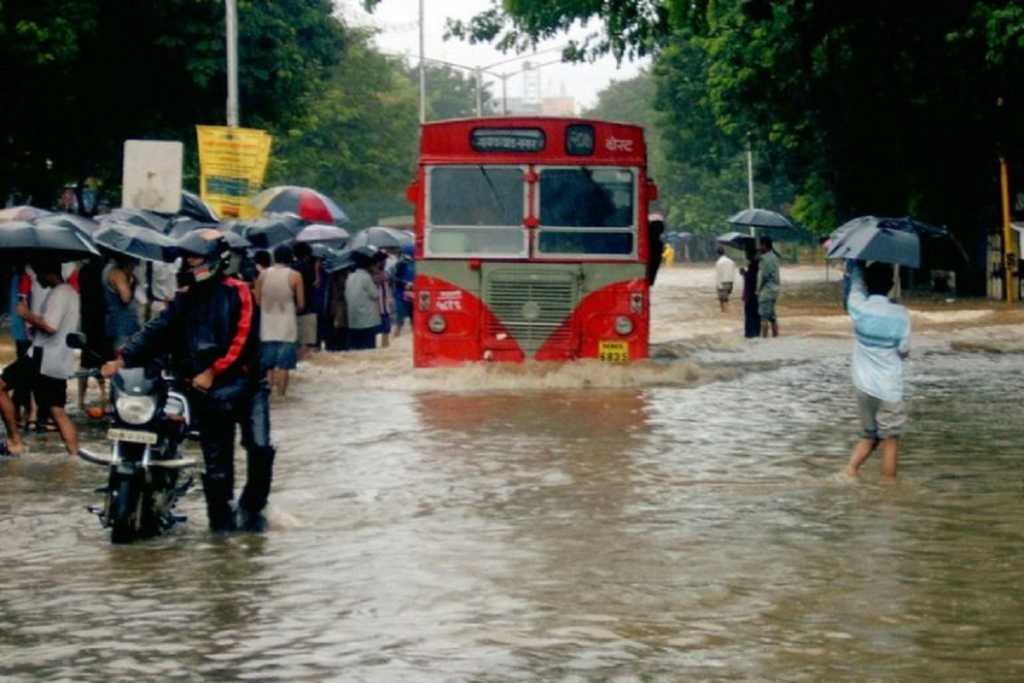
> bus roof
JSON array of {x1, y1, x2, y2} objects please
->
[{"x1": 420, "y1": 116, "x2": 647, "y2": 165}]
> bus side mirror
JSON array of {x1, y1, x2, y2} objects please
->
[
  {"x1": 405, "y1": 181, "x2": 420, "y2": 205},
  {"x1": 647, "y1": 180, "x2": 659, "y2": 202}
]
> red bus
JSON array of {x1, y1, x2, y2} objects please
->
[{"x1": 407, "y1": 117, "x2": 658, "y2": 367}]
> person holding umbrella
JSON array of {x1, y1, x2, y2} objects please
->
[
  {"x1": 756, "y1": 236, "x2": 781, "y2": 337},
  {"x1": 0, "y1": 259, "x2": 81, "y2": 456},
  {"x1": 844, "y1": 261, "x2": 911, "y2": 478}
]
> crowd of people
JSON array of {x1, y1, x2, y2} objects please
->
[
  {"x1": 0, "y1": 228, "x2": 416, "y2": 529},
  {"x1": 252, "y1": 241, "x2": 415, "y2": 397}
]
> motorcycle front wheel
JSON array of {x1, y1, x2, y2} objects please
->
[{"x1": 109, "y1": 475, "x2": 142, "y2": 544}]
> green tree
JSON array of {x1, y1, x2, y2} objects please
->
[
  {"x1": 0, "y1": 0, "x2": 344, "y2": 210},
  {"x1": 436, "y1": 0, "x2": 1024, "y2": 291},
  {"x1": 269, "y1": 29, "x2": 420, "y2": 228},
  {"x1": 412, "y1": 63, "x2": 494, "y2": 121}
]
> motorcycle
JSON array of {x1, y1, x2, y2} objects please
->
[{"x1": 70, "y1": 334, "x2": 198, "y2": 544}]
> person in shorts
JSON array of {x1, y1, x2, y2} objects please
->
[
  {"x1": 843, "y1": 261, "x2": 911, "y2": 478},
  {"x1": 714, "y1": 246, "x2": 736, "y2": 313},
  {"x1": 0, "y1": 259, "x2": 80, "y2": 456},
  {"x1": 255, "y1": 244, "x2": 304, "y2": 397}
]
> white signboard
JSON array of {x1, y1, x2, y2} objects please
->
[{"x1": 122, "y1": 140, "x2": 183, "y2": 213}]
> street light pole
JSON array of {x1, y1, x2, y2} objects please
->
[
  {"x1": 225, "y1": 0, "x2": 239, "y2": 127},
  {"x1": 474, "y1": 67, "x2": 482, "y2": 117},
  {"x1": 746, "y1": 143, "x2": 754, "y2": 210}
]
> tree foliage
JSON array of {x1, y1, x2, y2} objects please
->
[
  {"x1": 269, "y1": 29, "x2": 419, "y2": 228},
  {"x1": 1, "y1": 0, "x2": 344, "y2": 208},
  {"x1": 441, "y1": 0, "x2": 1024, "y2": 289},
  {"x1": 411, "y1": 64, "x2": 495, "y2": 121}
]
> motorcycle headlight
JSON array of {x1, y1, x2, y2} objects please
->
[
  {"x1": 115, "y1": 395, "x2": 158, "y2": 425},
  {"x1": 615, "y1": 315, "x2": 634, "y2": 336}
]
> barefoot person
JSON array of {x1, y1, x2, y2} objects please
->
[
  {"x1": 844, "y1": 261, "x2": 911, "y2": 478},
  {"x1": 255, "y1": 244, "x2": 304, "y2": 397},
  {"x1": 0, "y1": 259, "x2": 81, "y2": 456},
  {"x1": 714, "y1": 246, "x2": 736, "y2": 313}
]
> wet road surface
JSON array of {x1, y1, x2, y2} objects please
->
[{"x1": 1, "y1": 266, "x2": 1023, "y2": 681}]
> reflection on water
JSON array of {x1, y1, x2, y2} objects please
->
[{"x1": 2, "y1": 268, "x2": 1024, "y2": 680}]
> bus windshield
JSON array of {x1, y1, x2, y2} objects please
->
[
  {"x1": 427, "y1": 166, "x2": 526, "y2": 256},
  {"x1": 538, "y1": 167, "x2": 636, "y2": 256}
]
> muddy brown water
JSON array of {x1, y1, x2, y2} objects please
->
[{"x1": 1, "y1": 266, "x2": 1023, "y2": 681}]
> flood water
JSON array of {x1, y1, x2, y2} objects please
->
[{"x1": 2, "y1": 266, "x2": 1023, "y2": 681}]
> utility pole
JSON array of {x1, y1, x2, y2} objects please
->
[
  {"x1": 418, "y1": 0, "x2": 426, "y2": 124},
  {"x1": 746, "y1": 140, "x2": 756, "y2": 238},
  {"x1": 474, "y1": 67, "x2": 483, "y2": 117},
  {"x1": 225, "y1": 0, "x2": 239, "y2": 127},
  {"x1": 999, "y1": 156, "x2": 1017, "y2": 302},
  {"x1": 746, "y1": 143, "x2": 755, "y2": 210}
]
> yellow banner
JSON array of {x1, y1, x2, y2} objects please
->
[{"x1": 196, "y1": 125, "x2": 272, "y2": 219}]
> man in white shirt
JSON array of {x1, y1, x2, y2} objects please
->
[
  {"x1": 0, "y1": 260, "x2": 80, "y2": 456},
  {"x1": 135, "y1": 258, "x2": 180, "y2": 322},
  {"x1": 714, "y1": 247, "x2": 737, "y2": 312},
  {"x1": 844, "y1": 261, "x2": 911, "y2": 478}
]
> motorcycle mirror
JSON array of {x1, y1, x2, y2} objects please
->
[{"x1": 66, "y1": 332, "x2": 88, "y2": 349}]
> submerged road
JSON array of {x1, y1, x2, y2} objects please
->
[{"x1": 1, "y1": 266, "x2": 1023, "y2": 681}]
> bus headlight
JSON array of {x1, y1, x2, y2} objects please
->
[
  {"x1": 615, "y1": 316, "x2": 634, "y2": 336},
  {"x1": 115, "y1": 395, "x2": 158, "y2": 426},
  {"x1": 428, "y1": 314, "x2": 447, "y2": 334}
]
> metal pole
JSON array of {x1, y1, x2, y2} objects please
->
[
  {"x1": 502, "y1": 74, "x2": 508, "y2": 115},
  {"x1": 225, "y1": 0, "x2": 239, "y2": 127},
  {"x1": 999, "y1": 156, "x2": 1017, "y2": 302},
  {"x1": 746, "y1": 144, "x2": 754, "y2": 209},
  {"x1": 418, "y1": 0, "x2": 426, "y2": 124},
  {"x1": 475, "y1": 67, "x2": 482, "y2": 117}
]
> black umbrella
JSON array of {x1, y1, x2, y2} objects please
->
[
  {"x1": 227, "y1": 213, "x2": 306, "y2": 249},
  {"x1": 0, "y1": 220, "x2": 100, "y2": 261},
  {"x1": 35, "y1": 212, "x2": 100, "y2": 235},
  {"x1": 323, "y1": 248, "x2": 357, "y2": 274},
  {"x1": 94, "y1": 221, "x2": 177, "y2": 263},
  {"x1": 349, "y1": 226, "x2": 413, "y2": 250},
  {"x1": 716, "y1": 231, "x2": 758, "y2": 249},
  {"x1": 0, "y1": 206, "x2": 51, "y2": 222},
  {"x1": 727, "y1": 208, "x2": 795, "y2": 231},
  {"x1": 99, "y1": 207, "x2": 170, "y2": 232},
  {"x1": 826, "y1": 216, "x2": 920, "y2": 268},
  {"x1": 166, "y1": 216, "x2": 216, "y2": 239},
  {"x1": 180, "y1": 190, "x2": 220, "y2": 223}
]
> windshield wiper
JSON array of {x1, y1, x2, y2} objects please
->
[{"x1": 478, "y1": 166, "x2": 507, "y2": 220}]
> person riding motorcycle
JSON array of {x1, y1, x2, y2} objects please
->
[{"x1": 102, "y1": 230, "x2": 274, "y2": 532}]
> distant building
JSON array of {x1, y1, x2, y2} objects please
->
[
  {"x1": 541, "y1": 96, "x2": 576, "y2": 117},
  {"x1": 486, "y1": 96, "x2": 576, "y2": 117}
]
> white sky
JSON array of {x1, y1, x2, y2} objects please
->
[{"x1": 338, "y1": 0, "x2": 647, "y2": 111}]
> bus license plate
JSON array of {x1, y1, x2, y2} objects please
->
[
  {"x1": 107, "y1": 428, "x2": 157, "y2": 445},
  {"x1": 598, "y1": 341, "x2": 629, "y2": 363}
]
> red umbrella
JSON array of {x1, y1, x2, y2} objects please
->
[{"x1": 250, "y1": 186, "x2": 347, "y2": 225}]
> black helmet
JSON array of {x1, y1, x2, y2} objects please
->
[{"x1": 175, "y1": 229, "x2": 231, "y2": 285}]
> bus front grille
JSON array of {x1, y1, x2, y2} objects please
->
[{"x1": 484, "y1": 272, "x2": 578, "y2": 355}]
